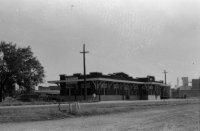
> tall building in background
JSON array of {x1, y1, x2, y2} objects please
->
[
  {"x1": 177, "y1": 77, "x2": 179, "y2": 87},
  {"x1": 182, "y1": 77, "x2": 189, "y2": 87},
  {"x1": 192, "y1": 79, "x2": 200, "y2": 90},
  {"x1": 176, "y1": 77, "x2": 191, "y2": 90}
]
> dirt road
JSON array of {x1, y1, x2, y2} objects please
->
[{"x1": 0, "y1": 103, "x2": 199, "y2": 131}]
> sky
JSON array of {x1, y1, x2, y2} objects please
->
[{"x1": 0, "y1": 0, "x2": 200, "y2": 88}]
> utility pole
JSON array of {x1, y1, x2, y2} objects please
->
[
  {"x1": 163, "y1": 70, "x2": 168, "y2": 84},
  {"x1": 80, "y1": 44, "x2": 89, "y2": 100}
]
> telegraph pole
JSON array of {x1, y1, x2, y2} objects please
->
[
  {"x1": 80, "y1": 44, "x2": 89, "y2": 100},
  {"x1": 163, "y1": 70, "x2": 168, "y2": 84}
]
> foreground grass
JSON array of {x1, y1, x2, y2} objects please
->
[
  {"x1": 0, "y1": 100, "x2": 58, "y2": 106},
  {"x1": 0, "y1": 99, "x2": 199, "y2": 123},
  {"x1": 0, "y1": 99, "x2": 97, "y2": 106}
]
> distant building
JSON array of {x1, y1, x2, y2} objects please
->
[
  {"x1": 177, "y1": 77, "x2": 191, "y2": 90},
  {"x1": 182, "y1": 77, "x2": 189, "y2": 87},
  {"x1": 35, "y1": 86, "x2": 60, "y2": 95},
  {"x1": 171, "y1": 77, "x2": 200, "y2": 98},
  {"x1": 192, "y1": 79, "x2": 200, "y2": 90},
  {"x1": 38, "y1": 86, "x2": 60, "y2": 90},
  {"x1": 177, "y1": 77, "x2": 179, "y2": 87}
]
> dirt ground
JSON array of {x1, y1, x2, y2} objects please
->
[{"x1": 0, "y1": 103, "x2": 199, "y2": 131}]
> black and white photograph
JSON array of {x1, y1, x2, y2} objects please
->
[{"x1": 0, "y1": 0, "x2": 200, "y2": 130}]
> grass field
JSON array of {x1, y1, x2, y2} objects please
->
[{"x1": 0, "y1": 99, "x2": 199, "y2": 123}]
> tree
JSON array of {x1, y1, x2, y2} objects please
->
[{"x1": 0, "y1": 41, "x2": 45, "y2": 102}]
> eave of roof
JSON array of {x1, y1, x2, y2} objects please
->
[{"x1": 48, "y1": 78, "x2": 170, "y2": 86}]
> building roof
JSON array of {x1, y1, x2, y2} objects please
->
[
  {"x1": 48, "y1": 77, "x2": 169, "y2": 87},
  {"x1": 48, "y1": 72, "x2": 169, "y2": 87}
]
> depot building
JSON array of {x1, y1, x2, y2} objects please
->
[{"x1": 48, "y1": 72, "x2": 170, "y2": 101}]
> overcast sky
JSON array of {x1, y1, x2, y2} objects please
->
[{"x1": 0, "y1": 0, "x2": 200, "y2": 87}]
